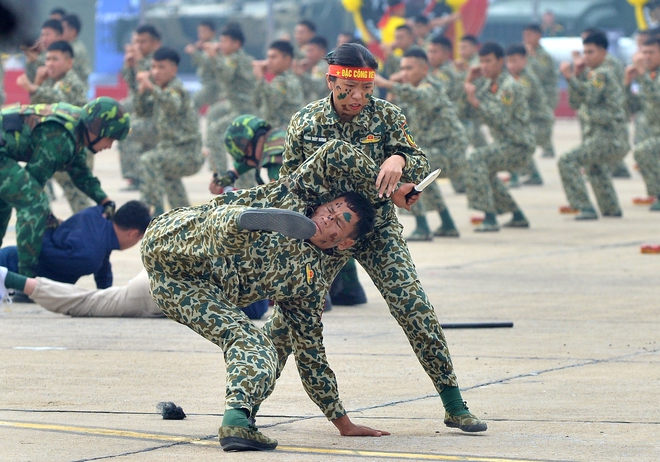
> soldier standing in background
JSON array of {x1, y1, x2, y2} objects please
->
[
  {"x1": 135, "y1": 47, "x2": 203, "y2": 216},
  {"x1": 294, "y1": 36, "x2": 330, "y2": 104},
  {"x1": 293, "y1": 19, "x2": 317, "y2": 59},
  {"x1": 455, "y1": 35, "x2": 488, "y2": 149},
  {"x1": 23, "y1": 19, "x2": 63, "y2": 85},
  {"x1": 185, "y1": 20, "x2": 222, "y2": 112},
  {"x1": 61, "y1": 14, "x2": 91, "y2": 92}
]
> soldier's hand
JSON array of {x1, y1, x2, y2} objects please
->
[
  {"x1": 35, "y1": 66, "x2": 49, "y2": 85},
  {"x1": 392, "y1": 183, "x2": 419, "y2": 211},
  {"x1": 373, "y1": 74, "x2": 391, "y2": 89},
  {"x1": 466, "y1": 65, "x2": 481, "y2": 82},
  {"x1": 213, "y1": 171, "x2": 238, "y2": 187},
  {"x1": 136, "y1": 71, "x2": 153, "y2": 92},
  {"x1": 332, "y1": 415, "x2": 390, "y2": 437},
  {"x1": 376, "y1": 155, "x2": 405, "y2": 198},
  {"x1": 184, "y1": 43, "x2": 196, "y2": 54},
  {"x1": 252, "y1": 60, "x2": 267, "y2": 79},
  {"x1": 15, "y1": 73, "x2": 35, "y2": 92},
  {"x1": 454, "y1": 59, "x2": 468, "y2": 72},
  {"x1": 559, "y1": 61, "x2": 573, "y2": 79},
  {"x1": 624, "y1": 65, "x2": 638, "y2": 86},
  {"x1": 102, "y1": 200, "x2": 116, "y2": 219}
]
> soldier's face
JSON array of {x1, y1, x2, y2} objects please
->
[
  {"x1": 426, "y1": 44, "x2": 448, "y2": 68},
  {"x1": 266, "y1": 49, "x2": 292, "y2": 75},
  {"x1": 399, "y1": 57, "x2": 428, "y2": 86},
  {"x1": 583, "y1": 43, "x2": 606, "y2": 68},
  {"x1": 197, "y1": 25, "x2": 214, "y2": 42},
  {"x1": 304, "y1": 43, "x2": 326, "y2": 65},
  {"x1": 308, "y1": 198, "x2": 359, "y2": 250},
  {"x1": 150, "y1": 59, "x2": 178, "y2": 88},
  {"x1": 135, "y1": 33, "x2": 159, "y2": 56},
  {"x1": 219, "y1": 35, "x2": 241, "y2": 55},
  {"x1": 45, "y1": 50, "x2": 73, "y2": 80},
  {"x1": 643, "y1": 43, "x2": 660, "y2": 70},
  {"x1": 327, "y1": 77, "x2": 374, "y2": 120},
  {"x1": 294, "y1": 24, "x2": 314, "y2": 47},
  {"x1": 394, "y1": 30, "x2": 414, "y2": 51},
  {"x1": 459, "y1": 41, "x2": 477, "y2": 60},
  {"x1": 505, "y1": 54, "x2": 526, "y2": 77},
  {"x1": 87, "y1": 136, "x2": 115, "y2": 153},
  {"x1": 522, "y1": 30, "x2": 540, "y2": 48},
  {"x1": 62, "y1": 22, "x2": 77, "y2": 42},
  {"x1": 479, "y1": 53, "x2": 504, "y2": 79},
  {"x1": 40, "y1": 27, "x2": 62, "y2": 49}
]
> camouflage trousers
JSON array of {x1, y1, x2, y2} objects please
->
[
  {"x1": 461, "y1": 118, "x2": 487, "y2": 149},
  {"x1": 634, "y1": 113, "x2": 651, "y2": 145},
  {"x1": 139, "y1": 139, "x2": 204, "y2": 211},
  {"x1": 205, "y1": 101, "x2": 236, "y2": 173},
  {"x1": 558, "y1": 130, "x2": 630, "y2": 214},
  {"x1": 535, "y1": 116, "x2": 555, "y2": 156},
  {"x1": 0, "y1": 156, "x2": 50, "y2": 276},
  {"x1": 412, "y1": 139, "x2": 467, "y2": 217},
  {"x1": 141, "y1": 205, "x2": 277, "y2": 413},
  {"x1": 466, "y1": 142, "x2": 534, "y2": 214},
  {"x1": 263, "y1": 209, "x2": 460, "y2": 403},
  {"x1": 192, "y1": 83, "x2": 222, "y2": 112},
  {"x1": 51, "y1": 151, "x2": 94, "y2": 214},
  {"x1": 633, "y1": 136, "x2": 660, "y2": 197},
  {"x1": 118, "y1": 113, "x2": 158, "y2": 182}
]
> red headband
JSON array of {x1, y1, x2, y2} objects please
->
[{"x1": 328, "y1": 65, "x2": 376, "y2": 81}]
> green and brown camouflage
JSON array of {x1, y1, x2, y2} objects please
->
[
  {"x1": 81, "y1": 97, "x2": 130, "y2": 141},
  {"x1": 224, "y1": 115, "x2": 271, "y2": 162},
  {"x1": 30, "y1": 68, "x2": 87, "y2": 107},
  {"x1": 253, "y1": 70, "x2": 304, "y2": 128}
]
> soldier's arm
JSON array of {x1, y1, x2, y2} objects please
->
[
  {"x1": 133, "y1": 88, "x2": 155, "y2": 118},
  {"x1": 31, "y1": 83, "x2": 64, "y2": 105},
  {"x1": 383, "y1": 106, "x2": 429, "y2": 184},
  {"x1": 390, "y1": 81, "x2": 435, "y2": 107},
  {"x1": 257, "y1": 76, "x2": 288, "y2": 114},
  {"x1": 625, "y1": 84, "x2": 642, "y2": 114},
  {"x1": 150, "y1": 83, "x2": 185, "y2": 115},
  {"x1": 566, "y1": 73, "x2": 589, "y2": 108},
  {"x1": 67, "y1": 152, "x2": 108, "y2": 204},
  {"x1": 280, "y1": 109, "x2": 306, "y2": 176},
  {"x1": 278, "y1": 297, "x2": 347, "y2": 421},
  {"x1": 59, "y1": 77, "x2": 88, "y2": 107},
  {"x1": 25, "y1": 60, "x2": 39, "y2": 82},
  {"x1": 214, "y1": 54, "x2": 238, "y2": 81},
  {"x1": 24, "y1": 124, "x2": 76, "y2": 185},
  {"x1": 75, "y1": 46, "x2": 92, "y2": 82},
  {"x1": 583, "y1": 72, "x2": 620, "y2": 125},
  {"x1": 121, "y1": 65, "x2": 138, "y2": 93}
]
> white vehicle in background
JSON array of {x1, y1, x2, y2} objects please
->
[{"x1": 541, "y1": 35, "x2": 637, "y2": 65}]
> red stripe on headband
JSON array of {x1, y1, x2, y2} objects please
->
[{"x1": 328, "y1": 65, "x2": 376, "y2": 81}]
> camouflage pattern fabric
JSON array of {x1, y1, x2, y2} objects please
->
[
  {"x1": 457, "y1": 55, "x2": 488, "y2": 149},
  {"x1": 253, "y1": 70, "x2": 304, "y2": 128},
  {"x1": 135, "y1": 77, "x2": 203, "y2": 211},
  {"x1": 627, "y1": 70, "x2": 660, "y2": 197},
  {"x1": 231, "y1": 127, "x2": 285, "y2": 181},
  {"x1": 70, "y1": 38, "x2": 91, "y2": 90},
  {"x1": 431, "y1": 61, "x2": 462, "y2": 102},
  {"x1": 560, "y1": 64, "x2": 630, "y2": 214},
  {"x1": 527, "y1": 45, "x2": 559, "y2": 109},
  {"x1": 191, "y1": 47, "x2": 223, "y2": 110},
  {"x1": 464, "y1": 72, "x2": 535, "y2": 214},
  {"x1": 298, "y1": 61, "x2": 329, "y2": 104},
  {"x1": 277, "y1": 95, "x2": 465, "y2": 404},
  {"x1": 516, "y1": 66, "x2": 554, "y2": 154},
  {"x1": 25, "y1": 52, "x2": 46, "y2": 83},
  {"x1": 143, "y1": 140, "x2": 389, "y2": 420},
  {"x1": 80, "y1": 97, "x2": 130, "y2": 141}
]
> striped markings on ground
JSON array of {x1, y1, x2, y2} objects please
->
[{"x1": 0, "y1": 420, "x2": 541, "y2": 462}]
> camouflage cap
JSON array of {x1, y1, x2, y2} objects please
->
[
  {"x1": 80, "y1": 97, "x2": 130, "y2": 141},
  {"x1": 224, "y1": 115, "x2": 271, "y2": 162}
]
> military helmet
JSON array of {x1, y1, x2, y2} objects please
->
[
  {"x1": 80, "y1": 97, "x2": 130, "y2": 141},
  {"x1": 224, "y1": 115, "x2": 271, "y2": 162}
]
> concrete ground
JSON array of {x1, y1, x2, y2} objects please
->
[{"x1": 1, "y1": 119, "x2": 659, "y2": 462}]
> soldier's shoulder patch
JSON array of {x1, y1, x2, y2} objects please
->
[
  {"x1": 591, "y1": 72, "x2": 605, "y2": 88},
  {"x1": 520, "y1": 77, "x2": 530, "y2": 87},
  {"x1": 501, "y1": 89, "x2": 514, "y2": 105},
  {"x1": 305, "y1": 263, "x2": 315, "y2": 285},
  {"x1": 436, "y1": 71, "x2": 449, "y2": 81},
  {"x1": 401, "y1": 121, "x2": 417, "y2": 148},
  {"x1": 360, "y1": 134, "x2": 381, "y2": 144}
]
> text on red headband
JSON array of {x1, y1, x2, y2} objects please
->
[{"x1": 328, "y1": 65, "x2": 376, "y2": 81}]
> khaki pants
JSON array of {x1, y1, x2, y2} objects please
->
[{"x1": 31, "y1": 270, "x2": 163, "y2": 318}]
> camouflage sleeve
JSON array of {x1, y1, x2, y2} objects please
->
[
  {"x1": 475, "y1": 85, "x2": 521, "y2": 137},
  {"x1": 24, "y1": 124, "x2": 75, "y2": 185},
  {"x1": 280, "y1": 109, "x2": 306, "y2": 177},
  {"x1": 31, "y1": 82, "x2": 63, "y2": 105},
  {"x1": 54, "y1": 76, "x2": 87, "y2": 107},
  {"x1": 277, "y1": 298, "x2": 347, "y2": 421},
  {"x1": 253, "y1": 76, "x2": 288, "y2": 115},
  {"x1": 576, "y1": 71, "x2": 620, "y2": 125},
  {"x1": 25, "y1": 60, "x2": 39, "y2": 82},
  {"x1": 639, "y1": 73, "x2": 660, "y2": 106},
  {"x1": 67, "y1": 152, "x2": 108, "y2": 204},
  {"x1": 390, "y1": 81, "x2": 435, "y2": 107},
  {"x1": 191, "y1": 50, "x2": 206, "y2": 68},
  {"x1": 567, "y1": 74, "x2": 588, "y2": 109},
  {"x1": 150, "y1": 84, "x2": 185, "y2": 115},
  {"x1": 626, "y1": 84, "x2": 642, "y2": 114},
  {"x1": 383, "y1": 107, "x2": 429, "y2": 184},
  {"x1": 74, "y1": 46, "x2": 92, "y2": 82},
  {"x1": 133, "y1": 89, "x2": 155, "y2": 118},
  {"x1": 121, "y1": 65, "x2": 138, "y2": 93},
  {"x1": 215, "y1": 55, "x2": 238, "y2": 81}
]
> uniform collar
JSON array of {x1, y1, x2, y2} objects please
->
[{"x1": 320, "y1": 93, "x2": 375, "y2": 129}]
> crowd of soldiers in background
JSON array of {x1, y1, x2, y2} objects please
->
[{"x1": 4, "y1": 6, "x2": 660, "y2": 241}]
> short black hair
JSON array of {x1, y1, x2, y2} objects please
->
[
  {"x1": 113, "y1": 201, "x2": 152, "y2": 234},
  {"x1": 62, "y1": 14, "x2": 82, "y2": 33},
  {"x1": 153, "y1": 46, "x2": 180, "y2": 65},
  {"x1": 135, "y1": 24, "x2": 161, "y2": 41},
  {"x1": 430, "y1": 34, "x2": 453, "y2": 51},
  {"x1": 220, "y1": 25, "x2": 244, "y2": 45},
  {"x1": 582, "y1": 27, "x2": 603, "y2": 37},
  {"x1": 396, "y1": 24, "x2": 413, "y2": 35},
  {"x1": 583, "y1": 31, "x2": 608, "y2": 49},
  {"x1": 308, "y1": 35, "x2": 328, "y2": 51},
  {"x1": 326, "y1": 43, "x2": 378, "y2": 81},
  {"x1": 524, "y1": 23, "x2": 542, "y2": 34},
  {"x1": 50, "y1": 7, "x2": 66, "y2": 16},
  {"x1": 269, "y1": 40, "x2": 294, "y2": 58},
  {"x1": 341, "y1": 192, "x2": 376, "y2": 240},
  {"x1": 414, "y1": 15, "x2": 429, "y2": 25},
  {"x1": 47, "y1": 40, "x2": 74, "y2": 58},
  {"x1": 199, "y1": 20, "x2": 216, "y2": 32},
  {"x1": 644, "y1": 36, "x2": 660, "y2": 47},
  {"x1": 479, "y1": 41, "x2": 505, "y2": 58},
  {"x1": 297, "y1": 19, "x2": 317, "y2": 33},
  {"x1": 461, "y1": 34, "x2": 479, "y2": 45},
  {"x1": 505, "y1": 44, "x2": 527, "y2": 57},
  {"x1": 402, "y1": 47, "x2": 428, "y2": 63},
  {"x1": 42, "y1": 19, "x2": 63, "y2": 35}
]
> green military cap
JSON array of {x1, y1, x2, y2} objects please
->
[
  {"x1": 80, "y1": 97, "x2": 131, "y2": 141},
  {"x1": 224, "y1": 115, "x2": 271, "y2": 162}
]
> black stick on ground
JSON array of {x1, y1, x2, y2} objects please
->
[{"x1": 440, "y1": 322, "x2": 514, "y2": 329}]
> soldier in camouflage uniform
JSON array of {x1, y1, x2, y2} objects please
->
[
  {"x1": 252, "y1": 40, "x2": 303, "y2": 128},
  {"x1": 274, "y1": 43, "x2": 487, "y2": 433},
  {"x1": 295, "y1": 36, "x2": 330, "y2": 104},
  {"x1": 141, "y1": 142, "x2": 388, "y2": 450},
  {"x1": 506, "y1": 44, "x2": 555, "y2": 186},
  {"x1": 204, "y1": 26, "x2": 256, "y2": 173},
  {"x1": 559, "y1": 32, "x2": 630, "y2": 220},
  {"x1": 184, "y1": 20, "x2": 222, "y2": 111},
  {"x1": 375, "y1": 48, "x2": 467, "y2": 240},
  {"x1": 62, "y1": 14, "x2": 91, "y2": 92},
  {"x1": 23, "y1": 19, "x2": 63, "y2": 86},
  {"x1": 17, "y1": 41, "x2": 92, "y2": 214},
  {"x1": 0, "y1": 98, "x2": 129, "y2": 276},
  {"x1": 523, "y1": 24, "x2": 558, "y2": 158},
  {"x1": 625, "y1": 36, "x2": 660, "y2": 211},
  {"x1": 118, "y1": 25, "x2": 162, "y2": 189},
  {"x1": 134, "y1": 47, "x2": 203, "y2": 216},
  {"x1": 456, "y1": 35, "x2": 488, "y2": 149},
  {"x1": 462, "y1": 42, "x2": 535, "y2": 232}
]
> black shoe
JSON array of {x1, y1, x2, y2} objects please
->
[
  {"x1": 238, "y1": 208, "x2": 316, "y2": 240},
  {"x1": 12, "y1": 291, "x2": 35, "y2": 304},
  {"x1": 602, "y1": 211, "x2": 622, "y2": 217}
]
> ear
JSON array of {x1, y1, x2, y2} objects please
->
[
  {"x1": 336, "y1": 237, "x2": 355, "y2": 251},
  {"x1": 326, "y1": 74, "x2": 333, "y2": 89}
]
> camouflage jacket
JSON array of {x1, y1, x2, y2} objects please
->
[
  {"x1": 253, "y1": 70, "x2": 304, "y2": 128},
  {"x1": 122, "y1": 53, "x2": 153, "y2": 94},
  {"x1": 471, "y1": 71, "x2": 534, "y2": 148},
  {"x1": 514, "y1": 67, "x2": 554, "y2": 123},
  {"x1": 143, "y1": 142, "x2": 392, "y2": 421},
  {"x1": 25, "y1": 51, "x2": 46, "y2": 83},
  {"x1": 431, "y1": 61, "x2": 462, "y2": 102},
  {"x1": 233, "y1": 127, "x2": 285, "y2": 180},
  {"x1": 298, "y1": 60, "x2": 329, "y2": 104},
  {"x1": 390, "y1": 76, "x2": 465, "y2": 147},
  {"x1": 626, "y1": 69, "x2": 660, "y2": 137},
  {"x1": 527, "y1": 45, "x2": 558, "y2": 108},
  {"x1": 134, "y1": 77, "x2": 201, "y2": 146},
  {"x1": 568, "y1": 63, "x2": 627, "y2": 135},
  {"x1": 0, "y1": 103, "x2": 106, "y2": 202},
  {"x1": 215, "y1": 48, "x2": 256, "y2": 113},
  {"x1": 70, "y1": 38, "x2": 92, "y2": 87},
  {"x1": 31, "y1": 68, "x2": 87, "y2": 107}
]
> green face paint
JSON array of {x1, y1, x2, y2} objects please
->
[
  {"x1": 343, "y1": 212, "x2": 352, "y2": 223},
  {"x1": 337, "y1": 92, "x2": 348, "y2": 100}
]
